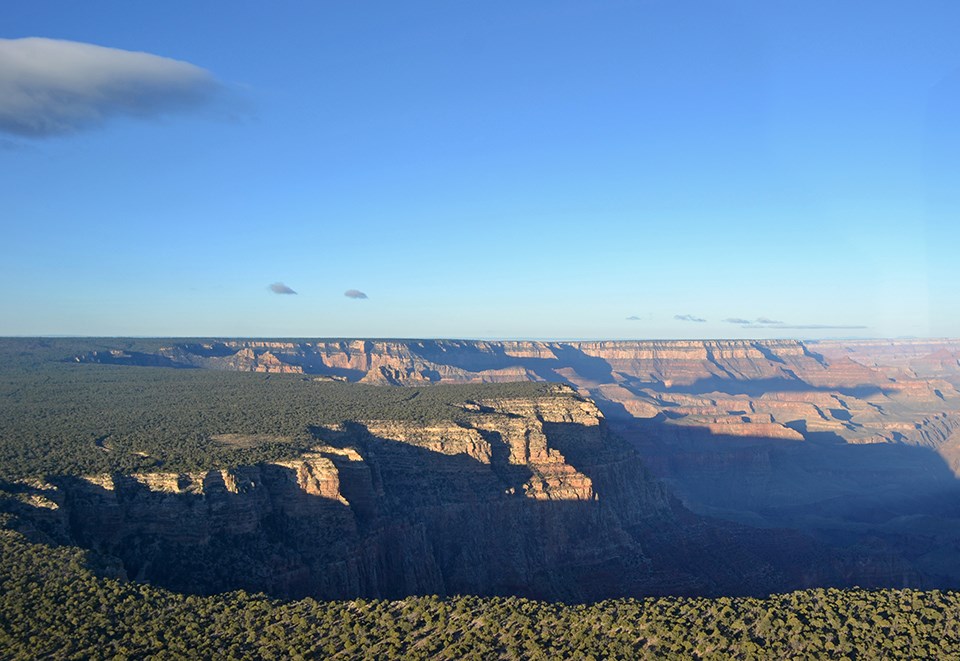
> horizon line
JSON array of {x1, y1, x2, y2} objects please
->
[{"x1": 1, "y1": 334, "x2": 954, "y2": 343}]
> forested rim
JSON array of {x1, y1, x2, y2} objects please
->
[
  {"x1": 0, "y1": 526, "x2": 957, "y2": 660},
  {"x1": 0, "y1": 345, "x2": 556, "y2": 480}
]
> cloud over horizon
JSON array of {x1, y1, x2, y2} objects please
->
[
  {"x1": 269, "y1": 282, "x2": 297, "y2": 295},
  {"x1": 0, "y1": 37, "x2": 221, "y2": 137},
  {"x1": 722, "y1": 316, "x2": 866, "y2": 331},
  {"x1": 675, "y1": 314, "x2": 707, "y2": 323},
  {"x1": 344, "y1": 289, "x2": 368, "y2": 299},
  {"x1": 723, "y1": 316, "x2": 785, "y2": 326},
  {"x1": 768, "y1": 324, "x2": 868, "y2": 330}
]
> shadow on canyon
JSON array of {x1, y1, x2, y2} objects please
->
[
  {"x1": 67, "y1": 350, "x2": 197, "y2": 369},
  {"x1": 5, "y1": 416, "x2": 959, "y2": 603},
  {"x1": 616, "y1": 375, "x2": 891, "y2": 399},
  {"x1": 608, "y1": 412, "x2": 960, "y2": 586},
  {"x1": 407, "y1": 342, "x2": 618, "y2": 386}
]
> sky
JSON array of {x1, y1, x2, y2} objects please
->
[{"x1": 1, "y1": 1, "x2": 958, "y2": 340}]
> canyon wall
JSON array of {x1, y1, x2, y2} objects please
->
[
  {"x1": 79, "y1": 338, "x2": 836, "y2": 386},
  {"x1": 67, "y1": 338, "x2": 960, "y2": 591},
  {"x1": 5, "y1": 387, "x2": 911, "y2": 601},
  {"x1": 75, "y1": 338, "x2": 960, "y2": 449}
]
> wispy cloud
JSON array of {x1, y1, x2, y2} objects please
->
[
  {"x1": 675, "y1": 314, "x2": 707, "y2": 323},
  {"x1": 769, "y1": 324, "x2": 867, "y2": 330},
  {"x1": 625, "y1": 315, "x2": 643, "y2": 321},
  {"x1": 269, "y1": 282, "x2": 297, "y2": 295},
  {"x1": 724, "y1": 315, "x2": 866, "y2": 330},
  {"x1": 724, "y1": 316, "x2": 784, "y2": 326},
  {"x1": 0, "y1": 37, "x2": 222, "y2": 137},
  {"x1": 344, "y1": 289, "x2": 368, "y2": 299}
]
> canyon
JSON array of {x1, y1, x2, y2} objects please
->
[
  {"x1": 74, "y1": 338, "x2": 960, "y2": 454},
  {"x1": 65, "y1": 337, "x2": 960, "y2": 594},
  {"x1": 5, "y1": 386, "x2": 895, "y2": 601}
]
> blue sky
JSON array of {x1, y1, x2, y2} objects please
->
[{"x1": 1, "y1": 1, "x2": 958, "y2": 339}]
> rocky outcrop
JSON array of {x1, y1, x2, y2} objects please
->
[{"x1": 5, "y1": 387, "x2": 899, "y2": 601}]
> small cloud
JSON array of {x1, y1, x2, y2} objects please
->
[
  {"x1": 772, "y1": 324, "x2": 868, "y2": 330},
  {"x1": 724, "y1": 316, "x2": 785, "y2": 325},
  {"x1": 344, "y1": 289, "x2": 368, "y2": 299},
  {"x1": 0, "y1": 37, "x2": 223, "y2": 138},
  {"x1": 730, "y1": 316, "x2": 866, "y2": 330},
  {"x1": 269, "y1": 282, "x2": 297, "y2": 295},
  {"x1": 625, "y1": 315, "x2": 643, "y2": 321},
  {"x1": 675, "y1": 314, "x2": 707, "y2": 323}
]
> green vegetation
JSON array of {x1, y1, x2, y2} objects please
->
[
  {"x1": 0, "y1": 525, "x2": 956, "y2": 659},
  {"x1": 0, "y1": 338, "x2": 554, "y2": 480}
]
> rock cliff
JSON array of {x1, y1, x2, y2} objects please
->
[
  {"x1": 4, "y1": 387, "x2": 899, "y2": 601},
  {"x1": 66, "y1": 337, "x2": 960, "y2": 592}
]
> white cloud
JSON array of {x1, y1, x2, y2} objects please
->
[{"x1": 0, "y1": 37, "x2": 221, "y2": 137}]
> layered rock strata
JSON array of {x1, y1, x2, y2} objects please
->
[
  {"x1": 62, "y1": 338, "x2": 960, "y2": 592},
  {"x1": 5, "y1": 388, "x2": 896, "y2": 601}
]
